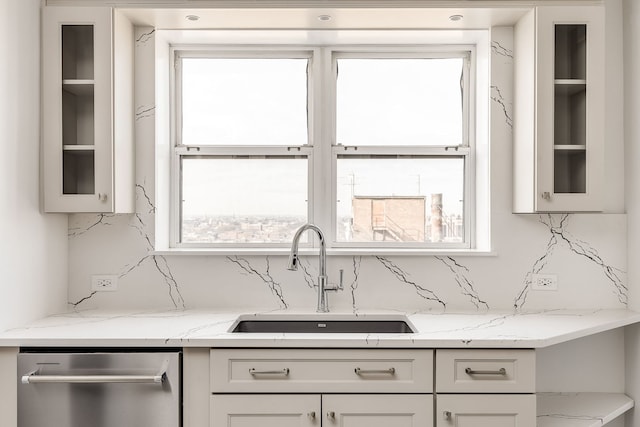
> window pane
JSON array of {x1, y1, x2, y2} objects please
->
[
  {"x1": 181, "y1": 58, "x2": 309, "y2": 146},
  {"x1": 336, "y1": 58, "x2": 464, "y2": 146},
  {"x1": 181, "y1": 157, "x2": 308, "y2": 244},
  {"x1": 336, "y1": 156, "x2": 464, "y2": 243}
]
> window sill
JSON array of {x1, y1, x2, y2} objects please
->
[{"x1": 150, "y1": 248, "x2": 496, "y2": 257}]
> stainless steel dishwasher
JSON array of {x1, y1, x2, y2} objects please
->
[{"x1": 17, "y1": 349, "x2": 181, "y2": 427}]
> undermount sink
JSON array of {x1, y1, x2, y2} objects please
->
[{"x1": 229, "y1": 314, "x2": 416, "y2": 334}]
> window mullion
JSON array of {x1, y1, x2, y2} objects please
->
[{"x1": 310, "y1": 47, "x2": 333, "y2": 248}]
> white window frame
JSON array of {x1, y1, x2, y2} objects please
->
[
  {"x1": 170, "y1": 47, "x2": 318, "y2": 249},
  {"x1": 327, "y1": 48, "x2": 474, "y2": 250},
  {"x1": 169, "y1": 44, "x2": 476, "y2": 251}
]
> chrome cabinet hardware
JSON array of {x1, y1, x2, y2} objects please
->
[
  {"x1": 541, "y1": 191, "x2": 551, "y2": 200},
  {"x1": 21, "y1": 372, "x2": 165, "y2": 384},
  {"x1": 98, "y1": 193, "x2": 108, "y2": 202},
  {"x1": 308, "y1": 411, "x2": 316, "y2": 420},
  {"x1": 465, "y1": 367, "x2": 507, "y2": 375},
  {"x1": 21, "y1": 359, "x2": 169, "y2": 385},
  {"x1": 443, "y1": 411, "x2": 452, "y2": 421},
  {"x1": 354, "y1": 367, "x2": 396, "y2": 375},
  {"x1": 249, "y1": 368, "x2": 290, "y2": 376},
  {"x1": 327, "y1": 411, "x2": 336, "y2": 421}
]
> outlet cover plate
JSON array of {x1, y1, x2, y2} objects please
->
[
  {"x1": 531, "y1": 273, "x2": 558, "y2": 291},
  {"x1": 91, "y1": 275, "x2": 118, "y2": 292}
]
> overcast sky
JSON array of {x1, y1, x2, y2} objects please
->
[{"x1": 180, "y1": 56, "x2": 465, "y2": 218}]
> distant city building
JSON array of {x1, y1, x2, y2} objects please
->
[
  {"x1": 347, "y1": 194, "x2": 463, "y2": 243},
  {"x1": 351, "y1": 196, "x2": 426, "y2": 242}
]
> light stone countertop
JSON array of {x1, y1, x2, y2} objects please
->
[
  {"x1": 537, "y1": 393, "x2": 635, "y2": 427},
  {"x1": 1, "y1": 308, "x2": 639, "y2": 348}
]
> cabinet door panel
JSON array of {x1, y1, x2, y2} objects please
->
[
  {"x1": 43, "y1": 7, "x2": 113, "y2": 212},
  {"x1": 42, "y1": 6, "x2": 134, "y2": 213},
  {"x1": 211, "y1": 394, "x2": 319, "y2": 427},
  {"x1": 437, "y1": 394, "x2": 535, "y2": 427},
  {"x1": 534, "y1": 6, "x2": 604, "y2": 212},
  {"x1": 513, "y1": 5, "x2": 604, "y2": 213},
  {"x1": 323, "y1": 394, "x2": 433, "y2": 427}
]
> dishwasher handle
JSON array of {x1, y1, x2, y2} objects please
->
[
  {"x1": 22, "y1": 358, "x2": 170, "y2": 385},
  {"x1": 21, "y1": 372, "x2": 166, "y2": 384}
]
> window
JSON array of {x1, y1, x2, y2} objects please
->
[
  {"x1": 333, "y1": 53, "x2": 470, "y2": 247},
  {"x1": 172, "y1": 46, "x2": 473, "y2": 250},
  {"x1": 175, "y1": 52, "x2": 312, "y2": 246}
]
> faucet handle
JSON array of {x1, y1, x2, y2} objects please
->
[{"x1": 326, "y1": 269, "x2": 344, "y2": 292}]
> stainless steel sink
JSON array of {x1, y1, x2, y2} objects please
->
[{"x1": 230, "y1": 315, "x2": 416, "y2": 334}]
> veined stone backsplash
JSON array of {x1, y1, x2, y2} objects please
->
[{"x1": 66, "y1": 27, "x2": 628, "y2": 314}]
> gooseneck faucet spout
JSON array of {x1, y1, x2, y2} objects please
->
[{"x1": 287, "y1": 224, "x2": 341, "y2": 313}]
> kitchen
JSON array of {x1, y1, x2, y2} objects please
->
[{"x1": 2, "y1": 0, "x2": 640, "y2": 426}]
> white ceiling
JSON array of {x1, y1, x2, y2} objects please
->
[{"x1": 120, "y1": 7, "x2": 530, "y2": 30}]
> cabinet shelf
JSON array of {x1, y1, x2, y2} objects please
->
[
  {"x1": 537, "y1": 393, "x2": 634, "y2": 427},
  {"x1": 62, "y1": 80, "x2": 95, "y2": 96},
  {"x1": 555, "y1": 79, "x2": 587, "y2": 85},
  {"x1": 63, "y1": 145, "x2": 95, "y2": 151},
  {"x1": 554, "y1": 80, "x2": 587, "y2": 95},
  {"x1": 554, "y1": 145, "x2": 586, "y2": 151}
]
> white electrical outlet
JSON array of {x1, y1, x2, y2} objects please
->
[
  {"x1": 91, "y1": 275, "x2": 118, "y2": 292},
  {"x1": 531, "y1": 274, "x2": 558, "y2": 291}
]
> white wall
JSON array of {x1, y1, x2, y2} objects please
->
[
  {"x1": 0, "y1": 0, "x2": 68, "y2": 330},
  {"x1": 625, "y1": 0, "x2": 640, "y2": 423}
]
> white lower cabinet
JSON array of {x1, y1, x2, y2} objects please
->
[
  {"x1": 211, "y1": 394, "x2": 433, "y2": 427},
  {"x1": 209, "y1": 349, "x2": 535, "y2": 427},
  {"x1": 437, "y1": 394, "x2": 536, "y2": 427},
  {"x1": 322, "y1": 394, "x2": 433, "y2": 427},
  {"x1": 435, "y1": 349, "x2": 536, "y2": 427},
  {"x1": 211, "y1": 394, "x2": 319, "y2": 427}
]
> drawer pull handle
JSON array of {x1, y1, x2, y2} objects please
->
[
  {"x1": 465, "y1": 367, "x2": 506, "y2": 375},
  {"x1": 354, "y1": 367, "x2": 396, "y2": 375},
  {"x1": 249, "y1": 368, "x2": 290, "y2": 376}
]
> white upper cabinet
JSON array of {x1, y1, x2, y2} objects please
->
[
  {"x1": 514, "y1": 6, "x2": 604, "y2": 213},
  {"x1": 42, "y1": 7, "x2": 134, "y2": 213}
]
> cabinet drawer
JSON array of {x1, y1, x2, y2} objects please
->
[
  {"x1": 436, "y1": 349, "x2": 535, "y2": 393},
  {"x1": 211, "y1": 349, "x2": 433, "y2": 393},
  {"x1": 437, "y1": 394, "x2": 536, "y2": 427}
]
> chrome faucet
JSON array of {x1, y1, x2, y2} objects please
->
[{"x1": 287, "y1": 224, "x2": 343, "y2": 313}]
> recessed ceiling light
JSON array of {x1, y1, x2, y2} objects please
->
[
  {"x1": 318, "y1": 15, "x2": 332, "y2": 22},
  {"x1": 449, "y1": 14, "x2": 464, "y2": 22},
  {"x1": 186, "y1": 15, "x2": 200, "y2": 22}
]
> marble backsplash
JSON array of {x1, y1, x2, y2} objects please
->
[{"x1": 66, "y1": 26, "x2": 628, "y2": 314}]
